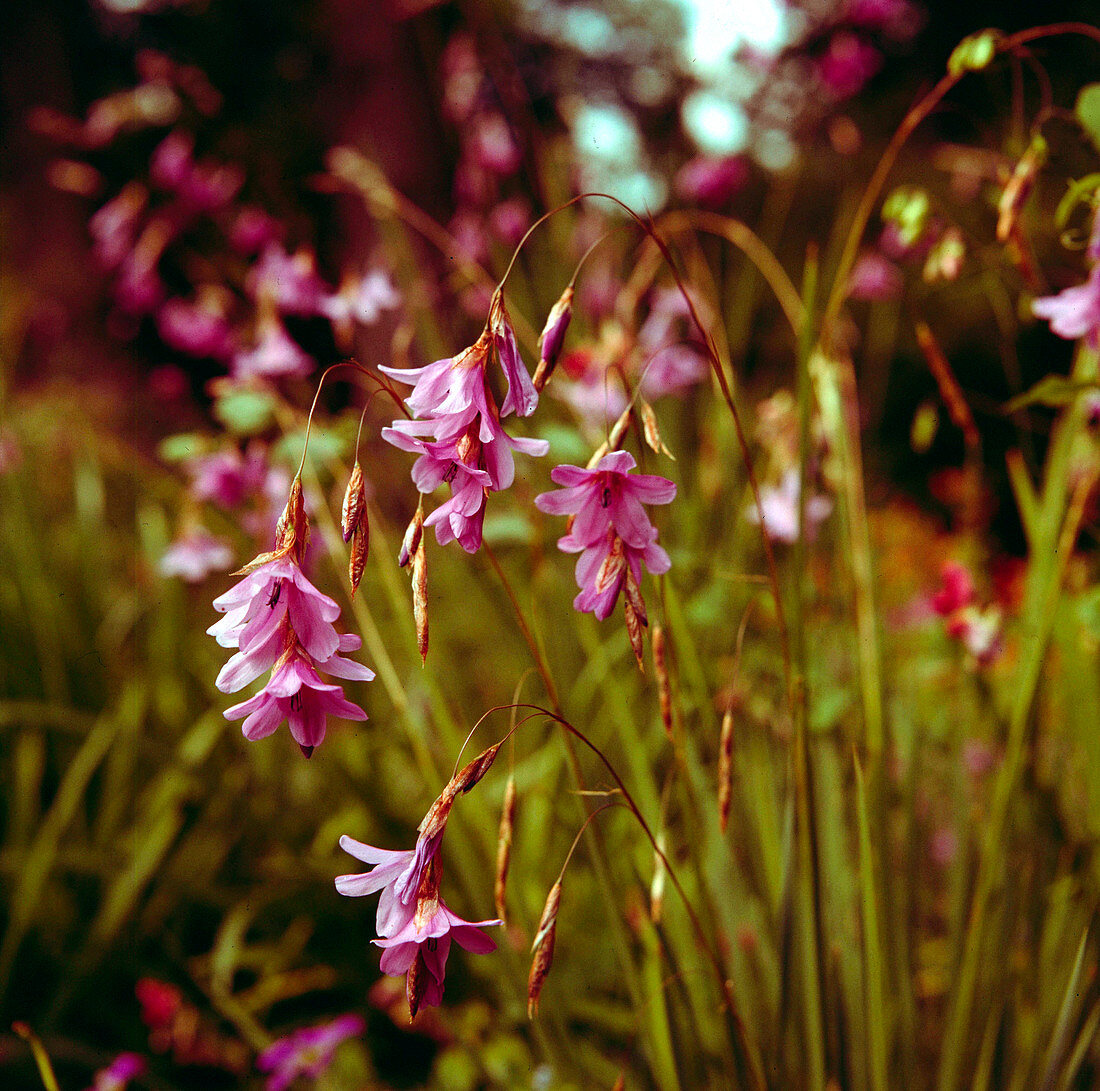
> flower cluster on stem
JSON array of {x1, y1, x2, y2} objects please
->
[
  {"x1": 209, "y1": 478, "x2": 373, "y2": 756},
  {"x1": 381, "y1": 288, "x2": 548, "y2": 552}
]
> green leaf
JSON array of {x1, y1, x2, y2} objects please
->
[
  {"x1": 1075, "y1": 84, "x2": 1100, "y2": 153},
  {"x1": 213, "y1": 387, "x2": 276, "y2": 435},
  {"x1": 1004, "y1": 375, "x2": 1100, "y2": 413},
  {"x1": 947, "y1": 30, "x2": 1002, "y2": 76}
]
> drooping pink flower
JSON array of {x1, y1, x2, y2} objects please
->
[
  {"x1": 85, "y1": 1052, "x2": 146, "y2": 1091},
  {"x1": 535, "y1": 450, "x2": 675, "y2": 552},
  {"x1": 336, "y1": 837, "x2": 419, "y2": 936},
  {"x1": 818, "y1": 33, "x2": 882, "y2": 98},
  {"x1": 931, "y1": 561, "x2": 974, "y2": 616},
  {"x1": 373, "y1": 899, "x2": 501, "y2": 1015},
  {"x1": 535, "y1": 450, "x2": 676, "y2": 619},
  {"x1": 159, "y1": 529, "x2": 234, "y2": 582},
  {"x1": 256, "y1": 1015, "x2": 365, "y2": 1091},
  {"x1": 321, "y1": 268, "x2": 400, "y2": 329}
]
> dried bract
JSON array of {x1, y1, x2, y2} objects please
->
[
  {"x1": 412, "y1": 535, "x2": 428, "y2": 663},
  {"x1": 341, "y1": 461, "x2": 366, "y2": 543},
  {"x1": 652, "y1": 624, "x2": 673, "y2": 740},
  {"x1": 454, "y1": 742, "x2": 502, "y2": 794},
  {"x1": 640, "y1": 399, "x2": 675, "y2": 459},
  {"x1": 528, "y1": 880, "x2": 562, "y2": 1018},
  {"x1": 718, "y1": 708, "x2": 735, "y2": 833},
  {"x1": 398, "y1": 506, "x2": 423, "y2": 568},
  {"x1": 495, "y1": 775, "x2": 517, "y2": 923}
]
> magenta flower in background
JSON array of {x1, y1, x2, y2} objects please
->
[
  {"x1": 256, "y1": 1014, "x2": 365, "y2": 1091},
  {"x1": 188, "y1": 446, "x2": 268, "y2": 509},
  {"x1": 85, "y1": 1053, "x2": 146, "y2": 1091},
  {"x1": 535, "y1": 450, "x2": 676, "y2": 619},
  {"x1": 150, "y1": 131, "x2": 194, "y2": 191},
  {"x1": 674, "y1": 155, "x2": 749, "y2": 208},
  {"x1": 157, "y1": 294, "x2": 234, "y2": 360},
  {"x1": 247, "y1": 243, "x2": 328, "y2": 316},
  {"x1": 159, "y1": 529, "x2": 234, "y2": 582},
  {"x1": 232, "y1": 315, "x2": 313, "y2": 380},
  {"x1": 848, "y1": 251, "x2": 903, "y2": 301}
]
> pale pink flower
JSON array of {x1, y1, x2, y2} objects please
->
[
  {"x1": 818, "y1": 33, "x2": 882, "y2": 98},
  {"x1": 232, "y1": 316, "x2": 313, "y2": 380},
  {"x1": 321, "y1": 269, "x2": 400, "y2": 328},
  {"x1": 382, "y1": 313, "x2": 546, "y2": 552},
  {"x1": 1032, "y1": 266, "x2": 1100, "y2": 345},
  {"x1": 256, "y1": 1015, "x2": 365, "y2": 1091},
  {"x1": 745, "y1": 469, "x2": 833, "y2": 544},
  {"x1": 211, "y1": 533, "x2": 372, "y2": 756},
  {"x1": 159, "y1": 530, "x2": 234, "y2": 582}
]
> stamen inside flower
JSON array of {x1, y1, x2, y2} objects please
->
[{"x1": 267, "y1": 580, "x2": 282, "y2": 608}]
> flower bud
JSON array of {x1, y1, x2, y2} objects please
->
[{"x1": 533, "y1": 285, "x2": 574, "y2": 392}]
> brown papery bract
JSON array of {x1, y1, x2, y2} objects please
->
[
  {"x1": 718, "y1": 708, "x2": 735, "y2": 834},
  {"x1": 528, "y1": 879, "x2": 561, "y2": 1019},
  {"x1": 495, "y1": 775, "x2": 517, "y2": 923}
]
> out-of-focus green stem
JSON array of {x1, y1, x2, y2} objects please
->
[
  {"x1": 937, "y1": 342, "x2": 1099, "y2": 1090},
  {"x1": 789, "y1": 251, "x2": 828, "y2": 1091}
]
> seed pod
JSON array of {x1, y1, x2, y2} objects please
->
[
  {"x1": 624, "y1": 597, "x2": 645, "y2": 672},
  {"x1": 412, "y1": 535, "x2": 428, "y2": 663},
  {"x1": 495, "y1": 775, "x2": 517, "y2": 923},
  {"x1": 341, "y1": 460, "x2": 366, "y2": 543},
  {"x1": 454, "y1": 742, "x2": 502, "y2": 794},
  {"x1": 652, "y1": 624, "x2": 673, "y2": 740},
  {"x1": 717, "y1": 707, "x2": 735, "y2": 833},
  {"x1": 398, "y1": 506, "x2": 423, "y2": 568},
  {"x1": 348, "y1": 523, "x2": 368, "y2": 596},
  {"x1": 406, "y1": 948, "x2": 429, "y2": 1021},
  {"x1": 640, "y1": 399, "x2": 675, "y2": 459},
  {"x1": 533, "y1": 285, "x2": 574, "y2": 392},
  {"x1": 528, "y1": 880, "x2": 561, "y2": 1019}
]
